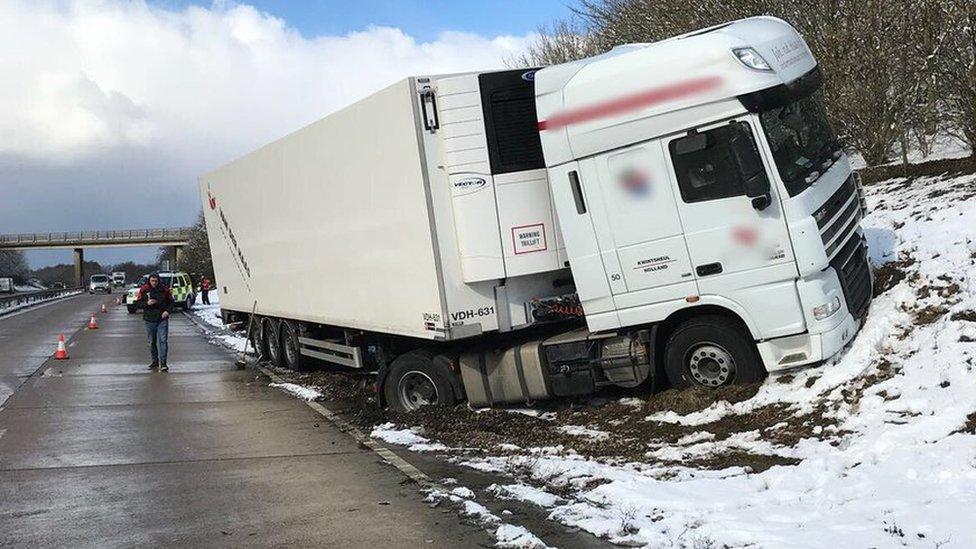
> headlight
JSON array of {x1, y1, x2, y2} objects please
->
[
  {"x1": 813, "y1": 296, "x2": 842, "y2": 320},
  {"x1": 732, "y1": 48, "x2": 773, "y2": 72}
]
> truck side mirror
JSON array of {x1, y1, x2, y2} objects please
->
[{"x1": 730, "y1": 125, "x2": 771, "y2": 211}]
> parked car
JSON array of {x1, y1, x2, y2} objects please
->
[{"x1": 89, "y1": 274, "x2": 112, "y2": 294}]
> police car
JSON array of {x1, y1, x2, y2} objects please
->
[{"x1": 125, "y1": 271, "x2": 196, "y2": 314}]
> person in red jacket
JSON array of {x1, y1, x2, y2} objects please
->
[
  {"x1": 137, "y1": 273, "x2": 175, "y2": 372},
  {"x1": 199, "y1": 276, "x2": 212, "y2": 305}
]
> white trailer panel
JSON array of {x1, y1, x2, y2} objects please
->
[
  {"x1": 202, "y1": 74, "x2": 570, "y2": 342},
  {"x1": 202, "y1": 79, "x2": 449, "y2": 340}
]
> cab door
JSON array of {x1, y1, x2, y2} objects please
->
[
  {"x1": 585, "y1": 140, "x2": 697, "y2": 310},
  {"x1": 664, "y1": 117, "x2": 804, "y2": 338},
  {"x1": 547, "y1": 161, "x2": 617, "y2": 326}
]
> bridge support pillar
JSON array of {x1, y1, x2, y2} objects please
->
[
  {"x1": 172, "y1": 246, "x2": 184, "y2": 269},
  {"x1": 73, "y1": 248, "x2": 84, "y2": 288}
]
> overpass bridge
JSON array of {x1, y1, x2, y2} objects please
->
[{"x1": 0, "y1": 228, "x2": 193, "y2": 287}]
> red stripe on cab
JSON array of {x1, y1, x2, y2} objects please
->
[{"x1": 538, "y1": 75, "x2": 723, "y2": 131}]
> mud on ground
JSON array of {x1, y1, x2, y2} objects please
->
[
  {"x1": 265, "y1": 359, "x2": 826, "y2": 473},
  {"x1": 363, "y1": 382, "x2": 840, "y2": 473}
]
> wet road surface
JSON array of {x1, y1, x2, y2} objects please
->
[{"x1": 0, "y1": 295, "x2": 489, "y2": 547}]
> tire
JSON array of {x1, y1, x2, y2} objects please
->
[
  {"x1": 262, "y1": 318, "x2": 285, "y2": 367},
  {"x1": 246, "y1": 316, "x2": 263, "y2": 359},
  {"x1": 181, "y1": 295, "x2": 193, "y2": 311},
  {"x1": 384, "y1": 351, "x2": 457, "y2": 412},
  {"x1": 279, "y1": 320, "x2": 307, "y2": 371},
  {"x1": 663, "y1": 315, "x2": 765, "y2": 389},
  {"x1": 127, "y1": 306, "x2": 137, "y2": 314}
]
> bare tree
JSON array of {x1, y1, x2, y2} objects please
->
[
  {"x1": 511, "y1": 18, "x2": 603, "y2": 67},
  {"x1": 519, "y1": 0, "x2": 967, "y2": 166},
  {"x1": 0, "y1": 250, "x2": 30, "y2": 283},
  {"x1": 938, "y1": 0, "x2": 976, "y2": 151},
  {"x1": 177, "y1": 211, "x2": 215, "y2": 280}
]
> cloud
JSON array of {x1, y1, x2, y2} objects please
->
[
  {"x1": 0, "y1": 1, "x2": 535, "y2": 266},
  {"x1": 0, "y1": 0, "x2": 533, "y2": 163}
]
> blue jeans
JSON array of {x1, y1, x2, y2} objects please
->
[{"x1": 145, "y1": 319, "x2": 169, "y2": 364}]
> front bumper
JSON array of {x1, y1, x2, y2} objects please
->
[{"x1": 757, "y1": 310, "x2": 860, "y2": 372}]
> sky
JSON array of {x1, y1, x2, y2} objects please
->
[{"x1": 0, "y1": 0, "x2": 575, "y2": 269}]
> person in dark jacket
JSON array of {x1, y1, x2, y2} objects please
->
[{"x1": 137, "y1": 273, "x2": 175, "y2": 371}]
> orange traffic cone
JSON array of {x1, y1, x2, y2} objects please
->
[
  {"x1": 101, "y1": 303, "x2": 108, "y2": 313},
  {"x1": 87, "y1": 314, "x2": 99, "y2": 330},
  {"x1": 54, "y1": 335, "x2": 69, "y2": 360}
]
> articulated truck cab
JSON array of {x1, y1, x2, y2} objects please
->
[{"x1": 203, "y1": 17, "x2": 871, "y2": 411}]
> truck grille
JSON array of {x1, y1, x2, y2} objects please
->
[
  {"x1": 830, "y1": 236, "x2": 872, "y2": 319},
  {"x1": 817, "y1": 174, "x2": 861, "y2": 258}
]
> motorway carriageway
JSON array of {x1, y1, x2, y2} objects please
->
[{"x1": 0, "y1": 293, "x2": 490, "y2": 546}]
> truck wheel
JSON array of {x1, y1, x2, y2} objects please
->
[
  {"x1": 247, "y1": 317, "x2": 263, "y2": 360},
  {"x1": 279, "y1": 320, "x2": 307, "y2": 371},
  {"x1": 663, "y1": 315, "x2": 765, "y2": 389},
  {"x1": 262, "y1": 318, "x2": 285, "y2": 367},
  {"x1": 384, "y1": 351, "x2": 457, "y2": 412}
]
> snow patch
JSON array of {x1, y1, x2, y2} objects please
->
[
  {"x1": 426, "y1": 486, "x2": 551, "y2": 548},
  {"x1": 268, "y1": 382, "x2": 322, "y2": 401},
  {"x1": 370, "y1": 423, "x2": 448, "y2": 452}
]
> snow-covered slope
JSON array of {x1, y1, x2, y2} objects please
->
[{"x1": 373, "y1": 173, "x2": 976, "y2": 548}]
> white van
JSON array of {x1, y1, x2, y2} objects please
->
[{"x1": 89, "y1": 274, "x2": 112, "y2": 294}]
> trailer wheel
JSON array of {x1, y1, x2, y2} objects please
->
[
  {"x1": 279, "y1": 320, "x2": 307, "y2": 371},
  {"x1": 384, "y1": 351, "x2": 457, "y2": 412},
  {"x1": 663, "y1": 315, "x2": 765, "y2": 389},
  {"x1": 247, "y1": 317, "x2": 263, "y2": 360},
  {"x1": 262, "y1": 318, "x2": 285, "y2": 367}
]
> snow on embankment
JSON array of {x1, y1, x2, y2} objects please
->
[
  {"x1": 188, "y1": 292, "x2": 251, "y2": 352},
  {"x1": 372, "y1": 173, "x2": 976, "y2": 548}
]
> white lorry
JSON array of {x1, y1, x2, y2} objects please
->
[
  {"x1": 202, "y1": 17, "x2": 871, "y2": 411},
  {"x1": 111, "y1": 271, "x2": 126, "y2": 287}
]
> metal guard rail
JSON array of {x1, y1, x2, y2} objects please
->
[{"x1": 0, "y1": 288, "x2": 84, "y2": 315}]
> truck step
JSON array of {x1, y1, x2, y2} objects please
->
[{"x1": 298, "y1": 337, "x2": 364, "y2": 369}]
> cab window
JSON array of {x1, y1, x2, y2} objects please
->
[{"x1": 669, "y1": 122, "x2": 764, "y2": 203}]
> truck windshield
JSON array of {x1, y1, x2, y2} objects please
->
[{"x1": 759, "y1": 91, "x2": 842, "y2": 197}]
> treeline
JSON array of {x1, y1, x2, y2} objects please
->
[
  {"x1": 32, "y1": 260, "x2": 161, "y2": 287},
  {"x1": 517, "y1": 0, "x2": 975, "y2": 166}
]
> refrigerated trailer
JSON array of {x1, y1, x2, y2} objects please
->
[{"x1": 202, "y1": 17, "x2": 872, "y2": 411}]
